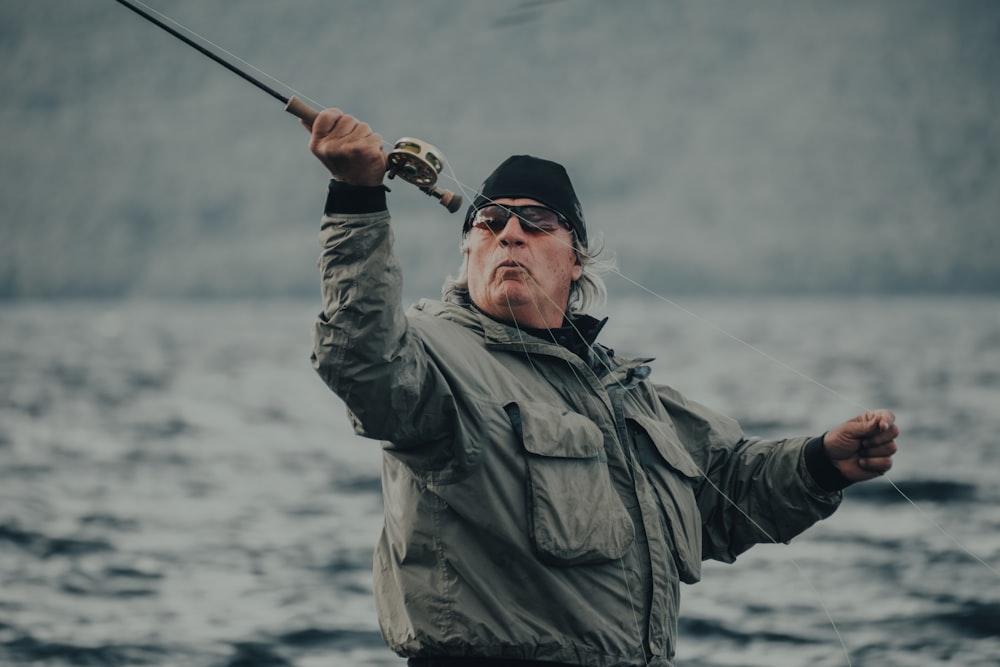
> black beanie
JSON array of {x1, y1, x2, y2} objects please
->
[{"x1": 463, "y1": 155, "x2": 588, "y2": 248}]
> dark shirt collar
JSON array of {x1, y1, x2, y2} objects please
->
[{"x1": 470, "y1": 303, "x2": 608, "y2": 361}]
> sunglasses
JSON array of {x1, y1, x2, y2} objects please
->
[{"x1": 470, "y1": 204, "x2": 571, "y2": 235}]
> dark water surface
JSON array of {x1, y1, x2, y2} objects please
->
[{"x1": 1, "y1": 296, "x2": 997, "y2": 666}]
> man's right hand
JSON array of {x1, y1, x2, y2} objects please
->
[{"x1": 303, "y1": 108, "x2": 387, "y2": 186}]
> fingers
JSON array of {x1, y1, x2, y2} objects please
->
[
  {"x1": 311, "y1": 109, "x2": 379, "y2": 145},
  {"x1": 309, "y1": 109, "x2": 374, "y2": 150},
  {"x1": 861, "y1": 423, "x2": 899, "y2": 447},
  {"x1": 859, "y1": 408, "x2": 894, "y2": 430},
  {"x1": 847, "y1": 409, "x2": 897, "y2": 439},
  {"x1": 859, "y1": 438, "x2": 896, "y2": 473},
  {"x1": 306, "y1": 108, "x2": 386, "y2": 184},
  {"x1": 310, "y1": 112, "x2": 383, "y2": 159},
  {"x1": 311, "y1": 108, "x2": 344, "y2": 138},
  {"x1": 856, "y1": 409, "x2": 898, "y2": 462},
  {"x1": 858, "y1": 455, "x2": 894, "y2": 475},
  {"x1": 873, "y1": 408, "x2": 896, "y2": 432},
  {"x1": 861, "y1": 440, "x2": 897, "y2": 459},
  {"x1": 858, "y1": 431, "x2": 898, "y2": 476}
]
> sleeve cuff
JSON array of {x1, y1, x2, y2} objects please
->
[
  {"x1": 804, "y1": 434, "x2": 853, "y2": 492},
  {"x1": 323, "y1": 179, "x2": 389, "y2": 215}
]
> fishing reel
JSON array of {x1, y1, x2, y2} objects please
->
[{"x1": 386, "y1": 138, "x2": 463, "y2": 214}]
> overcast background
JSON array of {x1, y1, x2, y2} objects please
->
[{"x1": 2, "y1": 0, "x2": 998, "y2": 300}]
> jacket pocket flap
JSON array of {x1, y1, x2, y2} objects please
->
[
  {"x1": 509, "y1": 402, "x2": 606, "y2": 460},
  {"x1": 629, "y1": 414, "x2": 702, "y2": 479}
]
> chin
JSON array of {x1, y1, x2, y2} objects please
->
[{"x1": 494, "y1": 285, "x2": 535, "y2": 309}]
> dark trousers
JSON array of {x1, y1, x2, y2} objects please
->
[{"x1": 407, "y1": 659, "x2": 580, "y2": 667}]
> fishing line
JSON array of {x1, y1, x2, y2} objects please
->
[
  {"x1": 883, "y1": 476, "x2": 999, "y2": 577},
  {"x1": 596, "y1": 249, "x2": 1000, "y2": 579},
  {"x1": 554, "y1": 247, "x2": 1000, "y2": 577}
]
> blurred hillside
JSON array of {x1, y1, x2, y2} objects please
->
[{"x1": 1, "y1": 0, "x2": 998, "y2": 299}]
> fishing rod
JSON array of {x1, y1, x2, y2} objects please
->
[{"x1": 112, "y1": 0, "x2": 462, "y2": 213}]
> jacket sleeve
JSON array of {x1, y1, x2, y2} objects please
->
[
  {"x1": 310, "y1": 204, "x2": 457, "y2": 456},
  {"x1": 656, "y1": 384, "x2": 843, "y2": 563}
]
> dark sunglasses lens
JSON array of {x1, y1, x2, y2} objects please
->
[
  {"x1": 517, "y1": 207, "x2": 560, "y2": 228},
  {"x1": 472, "y1": 205, "x2": 563, "y2": 233},
  {"x1": 472, "y1": 205, "x2": 507, "y2": 231}
]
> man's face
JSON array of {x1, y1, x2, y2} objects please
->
[{"x1": 465, "y1": 197, "x2": 583, "y2": 329}]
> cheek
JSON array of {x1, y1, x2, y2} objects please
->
[
  {"x1": 466, "y1": 249, "x2": 486, "y2": 280},
  {"x1": 555, "y1": 246, "x2": 583, "y2": 284},
  {"x1": 465, "y1": 250, "x2": 491, "y2": 295}
]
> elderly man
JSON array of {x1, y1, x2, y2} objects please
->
[{"x1": 304, "y1": 109, "x2": 899, "y2": 667}]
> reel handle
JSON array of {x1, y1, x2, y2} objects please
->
[{"x1": 419, "y1": 185, "x2": 463, "y2": 214}]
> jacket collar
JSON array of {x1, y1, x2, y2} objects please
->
[
  {"x1": 412, "y1": 297, "x2": 653, "y2": 382},
  {"x1": 413, "y1": 296, "x2": 603, "y2": 349},
  {"x1": 468, "y1": 303, "x2": 606, "y2": 350}
]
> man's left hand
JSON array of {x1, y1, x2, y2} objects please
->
[{"x1": 824, "y1": 409, "x2": 899, "y2": 483}]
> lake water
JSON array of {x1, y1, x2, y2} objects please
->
[{"x1": 1, "y1": 294, "x2": 997, "y2": 666}]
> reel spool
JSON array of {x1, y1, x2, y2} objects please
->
[{"x1": 386, "y1": 138, "x2": 463, "y2": 213}]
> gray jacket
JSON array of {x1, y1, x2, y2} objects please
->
[{"x1": 311, "y1": 210, "x2": 842, "y2": 666}]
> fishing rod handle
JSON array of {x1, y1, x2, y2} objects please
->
[{"x1": 284, "y1": 96, "x2": 318, "y2": 123}]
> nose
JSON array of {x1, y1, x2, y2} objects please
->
[{"x1": 493, "y1": 214, "x2": 527, "y2": 246}]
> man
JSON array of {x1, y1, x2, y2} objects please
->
[{"x1": 304, "y1": 109, "x2": 899, "y2": 667}]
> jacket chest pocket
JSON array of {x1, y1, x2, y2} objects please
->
[{"x1": 506, "y1": 402, "x2": 635, "y2": 566}]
